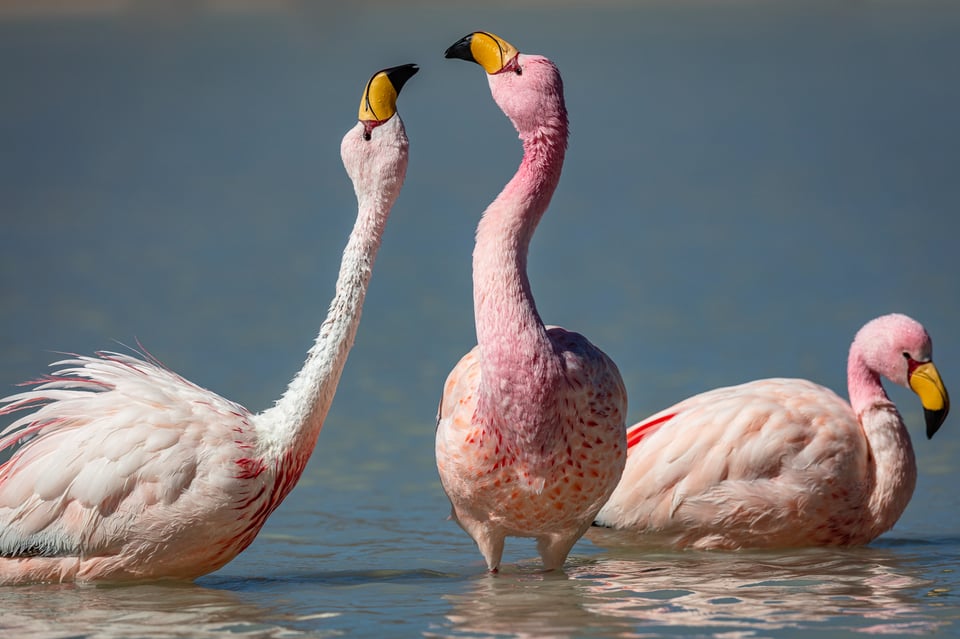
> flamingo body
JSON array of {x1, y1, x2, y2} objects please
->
[
  {"x1": 0, "y1": 63, "x2": 418, "y2": 583},
  {"x1": 438, "y1": 32, "x2": 627, "y2": 571},
  {"x1": 0, "y1": 353, "x2": 276, "y2": 582},
  {"x1": 437, "y1": 329, "x2": 627, "y2": 570},
  {"x1": 592, "y1": 314, "x2": 950, "y2": 549}
]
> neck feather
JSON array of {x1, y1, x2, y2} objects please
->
[
  {"x1": 859, "y1": 406, "x2": 917, "y2": 538},
  {"x1": 257, "y1": 195, "x2": 389, "y2": 458},
  {"x1": 847, "y1": 347, "x2": 917, "y2": 536},
  {"x1": 473, "y1": 115, "x2": 568, "y2": 418}
]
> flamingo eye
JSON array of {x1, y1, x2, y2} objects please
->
[
  {"x1": 363, "y1": 131, "x2": 372, "y2": 141},
  {"x1": 902, "y1": 352, "x2": 911, "y2": 360},
  {"x1": 515, "y1": 67, "x2": 522, "y2": 76}
]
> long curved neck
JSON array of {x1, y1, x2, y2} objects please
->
[
  {"x1": 847, "y1": 348, "x2": 917, "y2": 536},
  {"x1": 474, "y1": 112, "x2": 568, "y2": 422},
  {"x1": 259, "y1": 192, "x2": 390, "y2": 462}
]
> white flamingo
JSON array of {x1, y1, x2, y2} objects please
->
[{"x1": 0, "y1": 63, "x2": 418, "y2": 583}]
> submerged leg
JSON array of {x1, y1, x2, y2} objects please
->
[
  {"x1": 454, "y1": 512, "x2": 506, "y2": 572},
  {"x1": 536, "y1": 532, "x2": 580, "y2": 571},
  {"x1": 479, "y1": 533, "x2": 505, "y2": 573}
]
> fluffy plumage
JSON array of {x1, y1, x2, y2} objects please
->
[
  {"x1": 592, "y1": 313, "x2": 950, "y2": 549},
  {"x1": 0, "y1": 64, "x2": 417, "y2": 583}
]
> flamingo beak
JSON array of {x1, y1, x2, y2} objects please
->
[
  {"x1": 444, "y1": 31, "x2": 520, "y2": 75},
  {"x1": 908, "y1": 361, "x2": 950, "y2": 439},
  {"x1": 358, "y1": 63, "x2": 419, "y2": 123}
]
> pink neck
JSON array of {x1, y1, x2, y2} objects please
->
[
  {"x1": 847, "y1": 339, "x2": 917, "y2": 535},
  {"x1": 847, "y1": 348, "x2": 891, "y2": 418},
  {"x1": 473, "y1": 113, "x2": 568, "y2": 422}
]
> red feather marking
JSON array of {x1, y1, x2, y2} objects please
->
[
  {"x1": 626, "y1": 412, "x2": 676, "y2": 449},
  {"x1": 0, "y1": 416, "x2": 68, "y2": 452},
  {"x1": 233, "y1": 485, "x2": 266, "y2": 511},
  {"x1": 235, "y1": 457, "x2": 266, "y2": 480},
  {"x1": 0, "y1": 396, "x2": 47, "y2": 416}
]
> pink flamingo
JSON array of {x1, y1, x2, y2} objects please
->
[
  {"x1": 0, "y1": 63, "x2": 418, "y2": 584},
  {"x1": 437, "y1": 31, "x2": 627, "y2": 572},
  {"x1": 591, "y1": 313, "x2": 950, "y2": 549}
]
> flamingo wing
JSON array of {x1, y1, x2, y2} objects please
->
[
  {"x1": 435, "y1": 347, "x2": 495, "y2": 501},
  {"x1": 595, "y1": 378, "x2": 869, "y2": 547},
  {"x1": 0, "y1": 351, "x2": 257, "y2": 561},
  {"x1": 436, "y1": 347, "x2": 481, "y2": 432}
]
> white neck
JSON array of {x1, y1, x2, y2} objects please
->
[
  {"x1": 860, "y1": 404, "x2": 917, "y2": 537},
  {"x1": 256, "y1": 190, "x2": 390, "y2": 460}
]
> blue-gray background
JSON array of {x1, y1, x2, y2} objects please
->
[{"x1": 1, "y1": 2, "x2": 958, "y2": 637}]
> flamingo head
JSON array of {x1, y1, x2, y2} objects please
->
[
  {"x1": 445, "y1": 31, "x2": 567, "y2": 138},
  {"x1": 855, "y1": 313, "x2": 950, "y2": 438},
  {"x1": 341, "y1": 63, "x2": 418, "y2": 202}
]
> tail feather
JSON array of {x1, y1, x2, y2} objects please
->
[{"x1": 0, "y1": 348, "x2": 229, "y2": 456}]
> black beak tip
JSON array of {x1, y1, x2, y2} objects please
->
[
  {"x1": 444, "y1": 34, "x2": 474, "y2": 61},
  {"x1": 925, "y1": 408, "x2": 947, "y2": 439},
  {"x1": 384, "y1": 63, "x2": 419, "y2": 94}
]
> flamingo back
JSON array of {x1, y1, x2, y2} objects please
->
[
  {"x1": 595, "y1": 378, "x2": 871, "y2": 548},
  {"x1": 0, "y1": 352, "x2": 273, "y2": 582}
]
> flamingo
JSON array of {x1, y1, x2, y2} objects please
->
[
  {"x1": 436, "y1": 31, "x2": 627, "y2": 572},
  {"x1": 0, "y1": 63, "x2": 418, "y2": 584},
  {"x1": 591, "y1": 313, "x2": 950, "y2": 549}
]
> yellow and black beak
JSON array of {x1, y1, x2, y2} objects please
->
[
  {"x1": 908, "y1": 361, "x2": 950, "y2": 439},
  {"x1": 359, "y1": 63, "x2": 419, "y2": 123},
  {"x1": 444, "y1": 31, "x2": 519, "y2": 74}
]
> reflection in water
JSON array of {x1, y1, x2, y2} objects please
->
[
  {"x1": 576, "y1": 549, "x2": 941, "y2": 635},
  {"x1": 430, "y1": 569, "x2": 602, "y2": 639},
  {"x1": 434, "y1": 548, "x2": 945, "y2": 637},
  {"x1": 0, "y1": 581, "x2": 297, "y2": 639}
]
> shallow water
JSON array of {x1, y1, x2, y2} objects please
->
[{"x1": 1, "y1": 1, "x2": 959, "y2": 637}]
